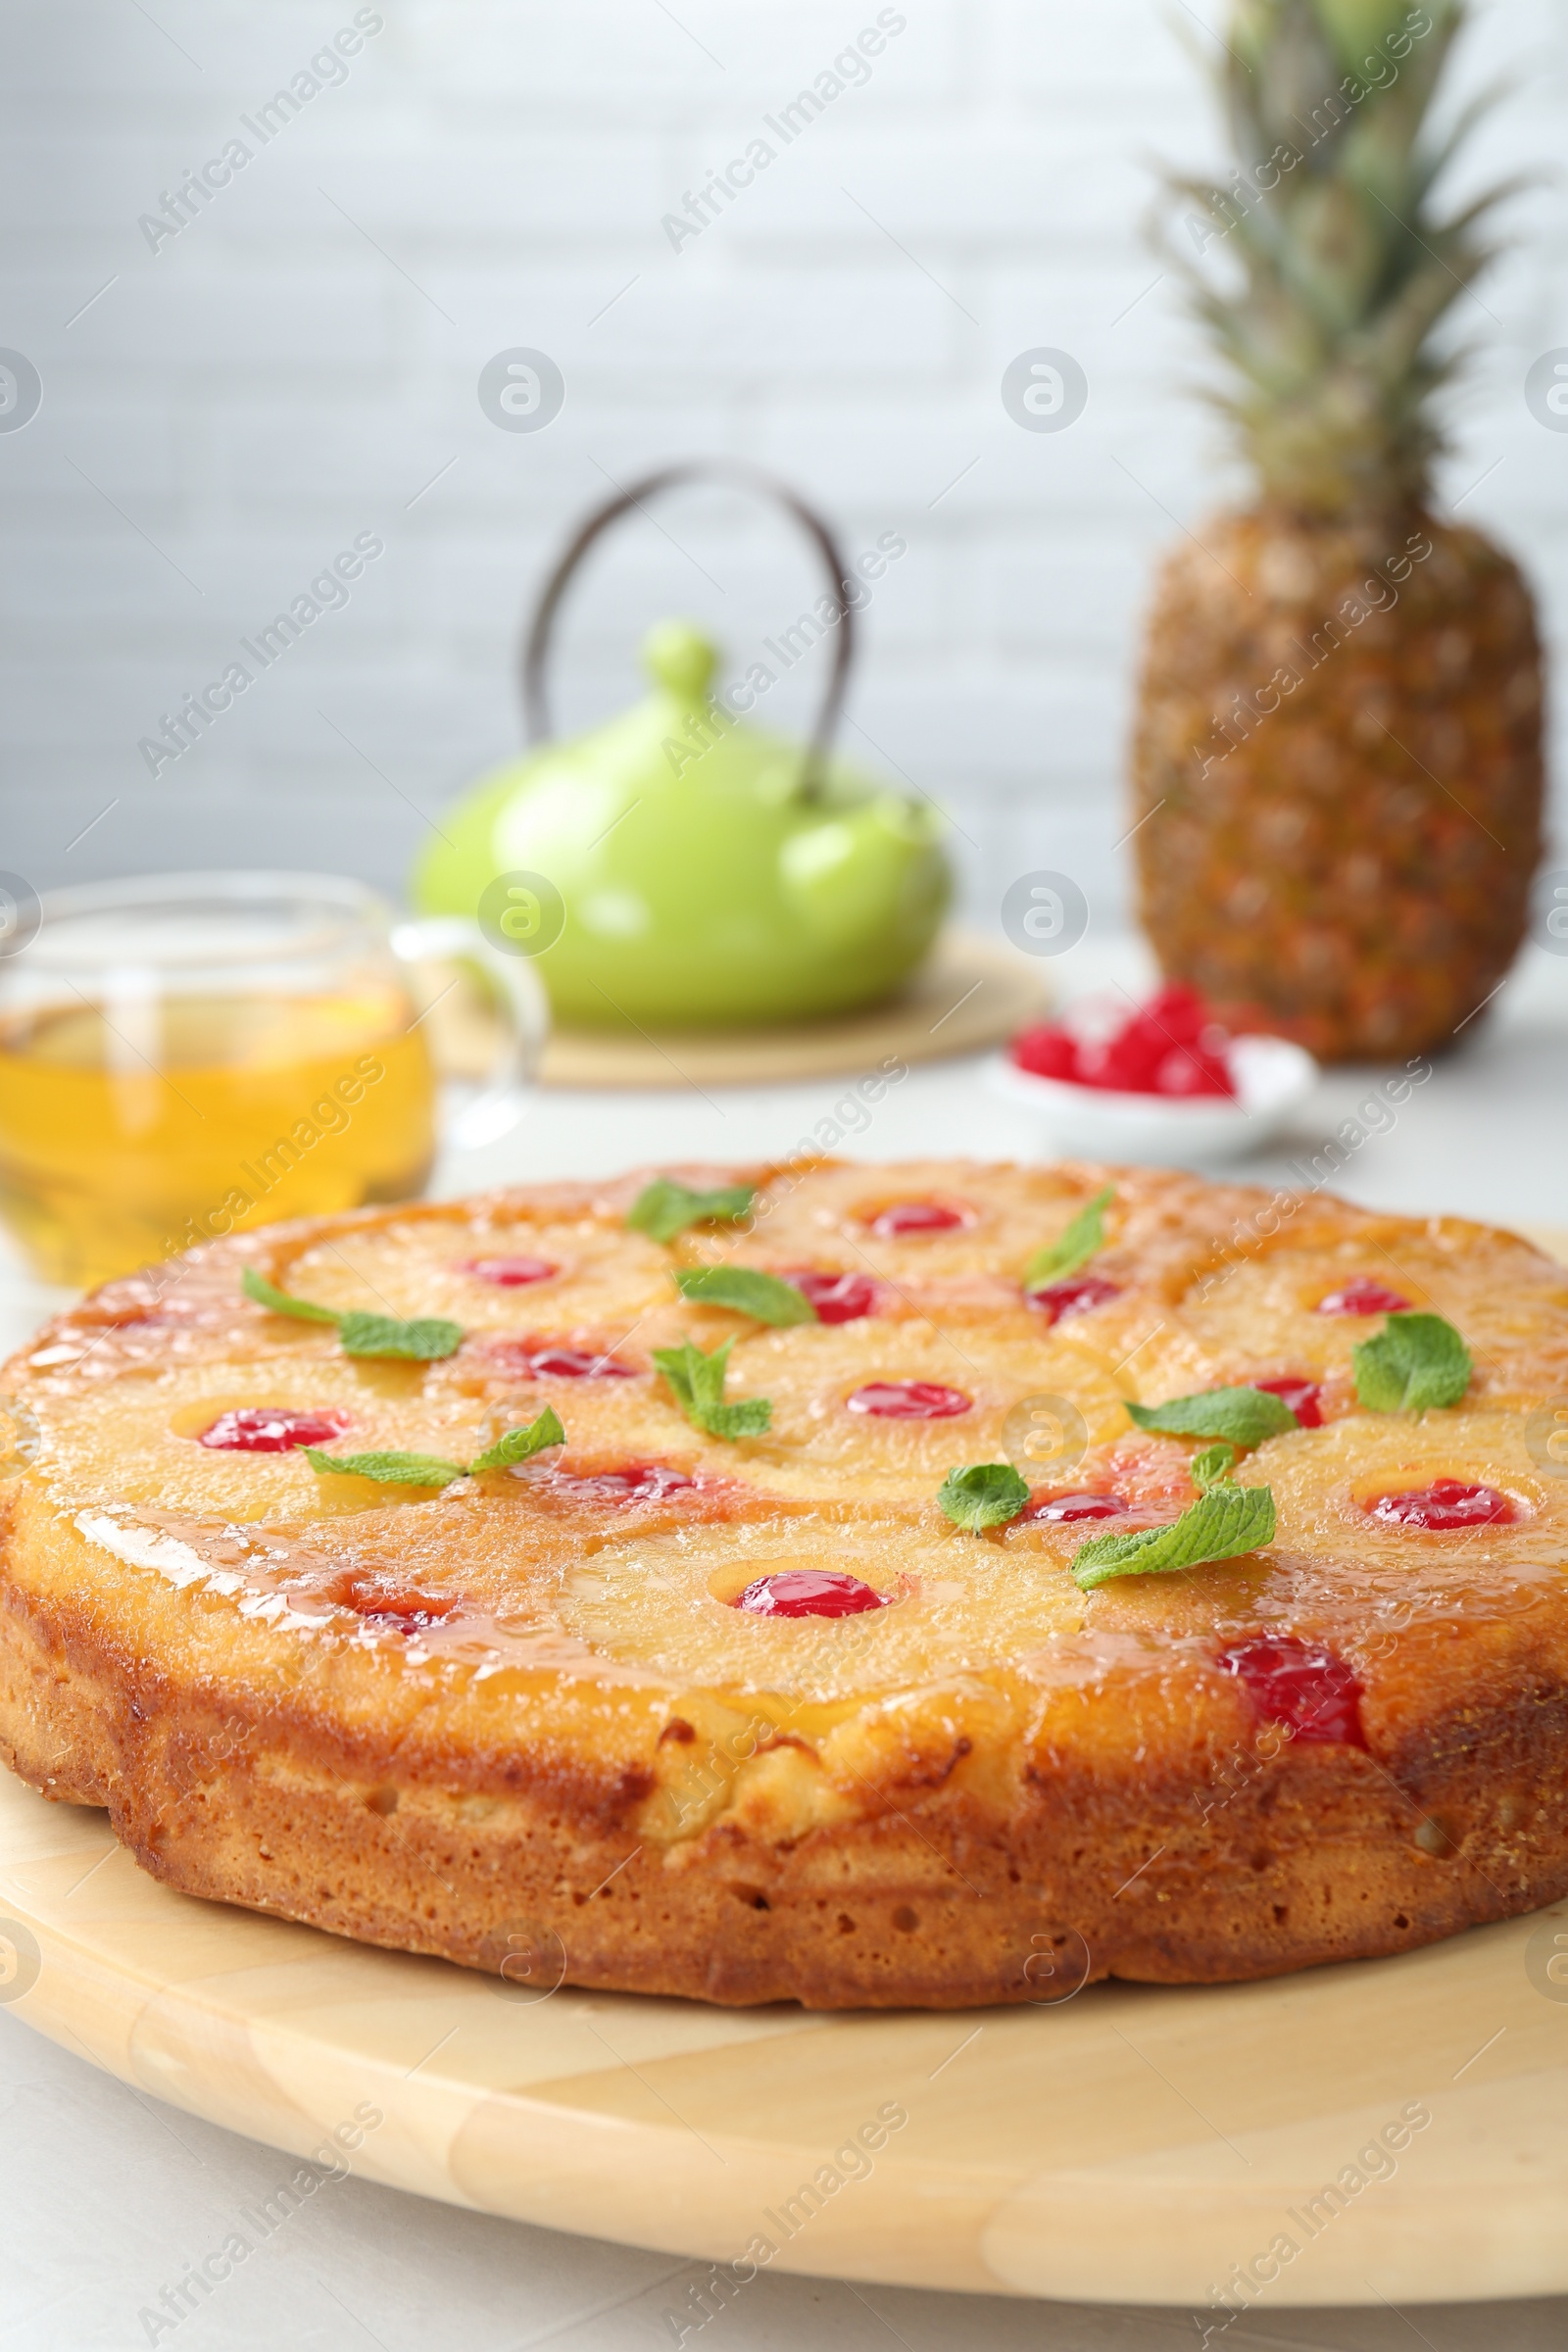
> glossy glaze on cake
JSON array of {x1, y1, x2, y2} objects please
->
[{"x1": 2, "y1": 1159, "x2": 1566, "y2": 2008}]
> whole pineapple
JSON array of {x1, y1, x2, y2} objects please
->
[{"x1": 1131, "y1": 0, "x2": 1544, "y2": 1062}]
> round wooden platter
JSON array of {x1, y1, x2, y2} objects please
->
[
  {"x1": 3, "y1": 1770, "x2": 1568, "y2": 2308},
  {"x1": 534, "y1": 931, "x2": 1052, "y2": 1090}
]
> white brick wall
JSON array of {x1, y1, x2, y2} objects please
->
[{"x1": 3, "y1": 0, "x2": 1566, "y2": 937}]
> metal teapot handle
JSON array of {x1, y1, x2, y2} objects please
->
[{"x1": 520, "y1": 460, "x2": 857, "y2": 795}]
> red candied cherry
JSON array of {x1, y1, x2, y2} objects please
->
[
  {"x1": 1367, "y1": 1480, "x2": 1516, "y2": 1532},
  {"x1": 1066, "y1": 986, "x2": 1240, "y2": 1098},
  {"x1": 498, "y1": 1343, "x2": 639, "y2": 1379},
  {"x1": 1075, "y1": 1024, "x2": 1165, "y2": 1093},
  {"x1": 339, "y1": 1581, "x2": 459, "y2": 1634},
  {"x1": 1010, "y1": 1024, "x2": 1079, "y2": 1081},
  {"x1": 462, "y1": 1255, "x2": 559, "y2": 1287},
  {"x1": 784, "y1": 1269, "x2": 879, "y2": 1324},
  {"x1": 866, "y1": 1201, "x2": 968, "y2": 1238},
  {"x1": 734, "y1": 1569, "x2": 890, "y2": 1617},
  {"x1": 198, "y1": 1407, "x2": 350, "y2": 1452},
  {"x1": 1217, "y1": 1635, "x2": 1366, "y2": 1747},
  {"x1": 1143, "y1": 983, "x2": 1211, "y2": 1043},
  {"x1": 1023, "y1": 1491, "x2": 1127, "y2": 1522},
  {"x1": 1027, "y1": 1274, "x2": 1123, "y2": 1324},
  {"x1": 846, "y1": 1380, "x2": 971, "y2": 1419},
  {"x1": 559, "y1": 1464, "x2": 695, "y2": 1503},
  {"x1": 1152, "y1": 1044, "x2": 1235, "y2": 1099},
  {"x1": 1253, "y1": 1375, "x2": 1325, "y2": 1430},
  {"x1": 1316, "y1": 1280, "x2": 1410, "y2": 1316}
]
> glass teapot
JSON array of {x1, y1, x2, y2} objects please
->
[{"x1": 414, "y1": 462, "x2": 951, "y2": 1029}]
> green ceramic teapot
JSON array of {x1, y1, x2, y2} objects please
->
[{"x1": 413, "y1": 463, "x2": 951, "y2": 1028}]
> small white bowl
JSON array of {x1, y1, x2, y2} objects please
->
[{"x1": 986, "y1": 1033, "x2": 1320, "y2": 1165}]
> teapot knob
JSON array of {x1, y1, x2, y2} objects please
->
[{"x1": 642, "y1": 619, "x2": 718, "y2": 705}]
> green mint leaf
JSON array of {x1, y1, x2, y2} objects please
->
[
  {"x1": 938, "y1": 1462, "x2": 1031, "y2": 1533},
  {"x1": 468, "y1": 1406, "x2": 566, "y2": 1473},
  {"x1": 241, "y1": 1266, "x2": 340, "y2": 1325},
  {"x1": 241, "y1": 1270, "x2": 466, "y2": 1362},
  {"x1": 1023, "y1": 1186, "x2": 1114, "y2": 1290},
  {"x1": 302, "y1": 1446, "x2": 466, "y2": 1486},
  {"x1": 694, "y1": 1337, "x2": 742, "y2": 1420},
  {"x1": 702, "y1": 1397, "x2": 774, "y2": 1440},
  {"x1": 336, "y1": 1312, "x2": 465, "y2": 1362},
  {"x1": 670, "y1": 1266, "x2": 818, "y2": 1326},
  {"x1": 652, "y1": 1340, "x2": 702, "y2": 1413},
  {"x1": 627, "y1": 1178, "x2": 756, "y2": 1246},
  {"x1": 1352, "y1": 1312, "x2": 1472, "y2": 1414},
  {"x1": 1125, "y1": 1385, "x2": 1298, "y2": 1448},
  {"x1": 685, "y1": 1337, "x2": 731, "y2": 1419},
  {"x1": 1190, "y1": 1441, "x2": 1238, "y2": 1493},
  {"x1": 652, "y1": 1337, "x2": 771, "y2": 1442},
  {"x1": 1072, "y1": 1483, "x2": 1276, "y2": 1591}
]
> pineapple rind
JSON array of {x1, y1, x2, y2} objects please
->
[{"x1": 1131, "y1": 509, "x2": 1544, "y2": 1060}]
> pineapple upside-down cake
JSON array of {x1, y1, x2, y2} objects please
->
[{"x1": 3, "y1": 1159, "x2": 1567, "y2": 2009}]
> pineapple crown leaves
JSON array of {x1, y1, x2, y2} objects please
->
[{"x1": 1156, "y1": 0, "x2": 1530, "y2": 515}]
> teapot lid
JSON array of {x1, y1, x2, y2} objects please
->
[
  {"x1": 640, "y1": 617, "x2": 719, "y2": 704},
  {"x1": 523, "y1": 614, "x2": 870, "y2": 813}
]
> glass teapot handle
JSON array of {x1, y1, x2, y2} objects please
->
[{"x1": 519, "y1": 460, "x2": 857, "y2": 796}]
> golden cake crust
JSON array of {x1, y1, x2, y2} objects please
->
[{"x1": 3, "y1": 1157, "x2": 1568, "y2": 2008}]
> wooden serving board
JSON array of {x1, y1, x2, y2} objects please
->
[
  {"x1": 534, "y1": 932, "x2": 1052, "y2": 1090},
  {"x1": 4, "y1": 1765, "x2": 1568, "y2": 2307},
  {"x1": 8, "y1": 1232, "x2": 1568, "y2": 2304}
]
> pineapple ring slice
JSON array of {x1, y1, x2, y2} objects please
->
[{"x1": 1176, "y1": 1225, "x2": 1568, "y2": 1407}]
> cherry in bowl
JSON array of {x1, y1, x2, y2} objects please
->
[
  {"x1": 1011, "y1": 985, "x2": 1236, "y2": 1100},
  {"x1": 992, "y1": 992, "x2": 1318, "y2": 1168}
]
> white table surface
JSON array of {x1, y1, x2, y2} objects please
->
[{"x1": 4, "y1": 936, "x2": 1568, "y2": 2351}]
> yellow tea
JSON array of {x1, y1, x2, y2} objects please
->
[{"x1": 0, "y1": 983, "x2": 435, "y2": 1287}]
